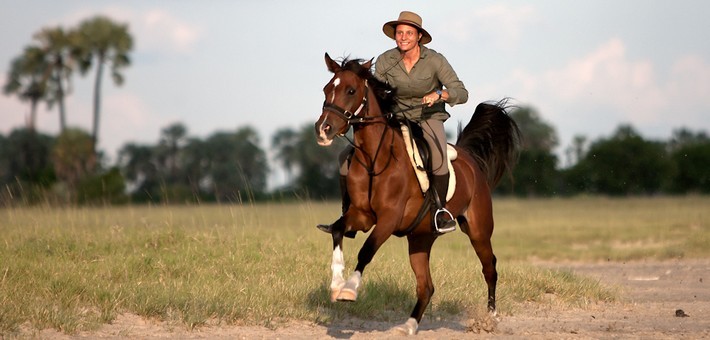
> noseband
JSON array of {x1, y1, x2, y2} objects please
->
[{"x1": 322, "y1": 94, "x2": 367, "y2": 124}]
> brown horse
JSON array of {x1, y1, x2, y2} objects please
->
[{"x1": 315, "y1": 53, "x2": 520, "y2": 335}]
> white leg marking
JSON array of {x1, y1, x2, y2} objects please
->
[
  {"x1": 346, "y1": 270, "x2": 361, "y2": 291},
  {"x1": 330, "y1": 245, "x2": 345, "y2": 301},
  {"x1": 393, "y1": 317, "x2": 419, "y2": 335},
  {"x1": 330, "y1": 245, "x2": 345, "y2": 289}
]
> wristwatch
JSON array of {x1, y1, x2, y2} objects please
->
[{"x1": 435, "y1": 89, "x2": 442, "y2": 100}]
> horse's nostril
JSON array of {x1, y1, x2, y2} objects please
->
[{"x1": 324, "y1": 124, "x2": 331, "y2": 132}]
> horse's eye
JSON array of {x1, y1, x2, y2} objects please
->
[{"x1": 347, "y1": 88, "x2": 356, "y2": 95}]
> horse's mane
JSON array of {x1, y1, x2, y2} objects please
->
[{"x1": 338, "y1": 58, "x2": 398, "y2": 114}]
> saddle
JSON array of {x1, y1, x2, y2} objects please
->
[{"x1": 400, "y1": 123, "x2": 457, "y2": 202}]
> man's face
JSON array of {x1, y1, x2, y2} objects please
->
[{"x1": 395, "y1": 24, "x2": 421, "y2": 52}]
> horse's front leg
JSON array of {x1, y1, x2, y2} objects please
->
[
  {"x1": 329, "y1": 219, "x2": 346, "y2": 302},
  {"x1": 335, "y1": 223, "x2": 393, "y2": 302}
]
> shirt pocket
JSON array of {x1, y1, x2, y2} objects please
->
[{"x1": 412, "y1": 74, "x2": 434, "y2": 95}]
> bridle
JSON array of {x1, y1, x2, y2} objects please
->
[
  {"x1": 320, "y1": 71, "x2": 427, "y2": 130},
  {"x1": 321, "y1": 78, "x2": 380, "y2": 131}
]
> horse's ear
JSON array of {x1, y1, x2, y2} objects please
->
[
  {"x1": 325, "y1": 53, "x2": 340, "y2": 73},
  {"x1": 362, "y1": 58, "x2": 374, "y2": 71}
]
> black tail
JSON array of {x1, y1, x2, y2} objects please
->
[{"x1": 455, "y1": 99, "x2": 521, "y2": 188}]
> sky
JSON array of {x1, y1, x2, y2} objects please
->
[{"x1": 2, "y1": 1, "x2": 709, "y2": 188}]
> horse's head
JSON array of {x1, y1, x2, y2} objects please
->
[{"x1": 315, "y1": 53, "x2": 372, "y2": 146}]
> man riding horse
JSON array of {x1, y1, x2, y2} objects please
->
[{"x1": 318, "y1": 11, "x2": 467, "y2": 235}]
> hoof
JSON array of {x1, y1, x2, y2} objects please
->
[
  {"x1": 330, "y1": 281, "x2": 345, "y2": 303},
  {"x1": 392, "y1": 318, "x2": 418, "y2": 335},
  {"x1": 489, "y1": 308, "x2": 500, "y2": 322},
  {"x1": 330, "y1": 289, "x2": 340, "y2": 303},
  {"x1": 336, "y1": 287, "x2": 357, "y2": 302}
]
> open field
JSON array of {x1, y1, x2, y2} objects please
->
[{"x1": 1, "y1": 196, "x2": 709, "y2": 338}]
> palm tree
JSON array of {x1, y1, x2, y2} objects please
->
[
  {"x1": 3, "y1": 46, "x2": 48, "y2": 130},
  {"x1": 73, "y1": 16, "x2": 133, "y2": 151},
  {"x1": 33, "y1": 26, "x2": 74, "y2": 132}
]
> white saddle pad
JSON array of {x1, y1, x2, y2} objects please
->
[{"x1": 400, "y1": 124, "x2": 457, "y2": 202}]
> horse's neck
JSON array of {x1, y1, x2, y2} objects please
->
[
  {"x1": 352, "y1": 105, "x2": 405, "y2": 170},
  {"x1": 353, "y1": 90, "x2": 387, "y2": 155},
  {"x1": 353, "y1": 124, "x2": 387, "y2": 153}
]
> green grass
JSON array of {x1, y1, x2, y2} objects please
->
[{"x1": 1, "y1": 196, "x2": 708, "y2": 335}]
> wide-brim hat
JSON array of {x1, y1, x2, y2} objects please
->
[{"x1": 382, "y1": 11, "x2": 432, "y2": 45}]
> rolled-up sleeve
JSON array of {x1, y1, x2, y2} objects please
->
[{"x1": 436, "y1": 55, "x2": 468, "y2": 106}]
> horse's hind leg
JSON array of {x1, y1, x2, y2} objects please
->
[
  {"x1": 459, "y1": 215, "x2": 498, "y2": 314},
  {"x1": 393, "y1": 234, "x2": 436, "y2": 335}
]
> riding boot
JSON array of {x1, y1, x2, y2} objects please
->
[
  {"x1": 317, "y1": 175, "x2": 350, "y2": 234},
  {"x1": 432, "y1": 173, "x2": 456, "y2": 234}
]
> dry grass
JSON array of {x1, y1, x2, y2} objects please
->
[
  {"x1": 488, "y1": 196, "x2": 710, "y2": 261},
  {"x1": 1, "y1": 196, "x2": 708, "y2": 335}
]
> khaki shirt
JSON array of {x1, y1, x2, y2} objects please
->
[{"x1": 374, "y1": 45, "x2": 468, "y2": 122}]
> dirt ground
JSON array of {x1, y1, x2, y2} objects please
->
[{"x1": 21, "y1": 258, "x2": 709, "y2": 339}]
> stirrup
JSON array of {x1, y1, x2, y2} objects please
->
[{"x1": 434, "y1": 208, "x2": 456, "y2": 234}]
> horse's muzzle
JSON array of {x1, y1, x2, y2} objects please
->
[{"x1": 315, "y1": 119, "x2": 335, "y2": 146}]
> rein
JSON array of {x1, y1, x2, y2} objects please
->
[
  {"x1": 322, "y1": 77, "x2": 398, "y2": 202},
  {"x1": 322, "y1": 77, "x2": 435, "y2": 180}
]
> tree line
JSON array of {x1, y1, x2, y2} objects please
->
[
  {"x1": 497, "y1": 107, "x2": 710, "y2": 196},
  {"x1": 1, "y1": 107, "x2": 708, "y2": 206}
]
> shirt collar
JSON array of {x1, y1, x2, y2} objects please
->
[{"x1": 389, "y1": 44, "x2": 429, "y2": 61}]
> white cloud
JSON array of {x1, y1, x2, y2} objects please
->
[
  {"x1": 471, "y1": 36, "x2": 710, "y2": 163},
  {"x1": 442, "y1": 4, "x2": 538, "y2": 49},
  {"x1": 63, "y1": 6, "x2": 203, "y2": 55},
  {"x1": 140, "y1": 9, "x2": 202, "y2": 54},
  {"x1": 539, "y1": 38, "x2": 666, "y2": 118},
  {"x1": 511, "y1": 38, "x2": 710, "y2": 129}
]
